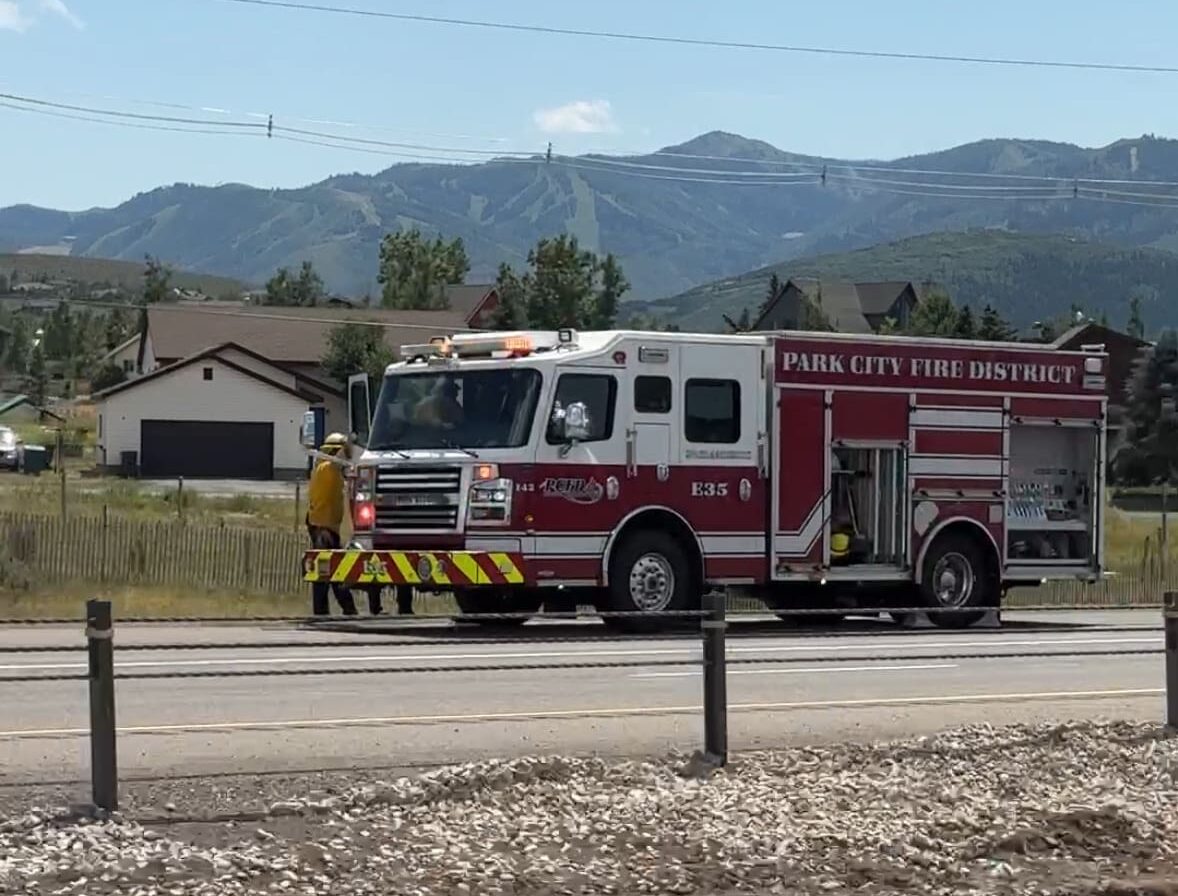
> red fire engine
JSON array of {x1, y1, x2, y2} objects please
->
[{"x1": 303, "y1": 327, "x2": 1107, "y2": 629}]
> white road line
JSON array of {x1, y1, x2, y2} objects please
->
[
  {"x1": 0, "y1": 636, "x2": 1159, "y2": 673},
  {"x1": 0, "y1": 688, "x2": 1163, "y2": 738},
  {"x1": 631, "y1": 662, "x2": 958, "y2": 679}
]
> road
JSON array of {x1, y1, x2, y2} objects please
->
[{"x1": 0, "y1": 611, "x2": 1167, "y2": 789}]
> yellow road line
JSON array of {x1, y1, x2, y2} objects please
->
[{"x1": 0, "y1": 688, "x2": 1162, "y2": 739}]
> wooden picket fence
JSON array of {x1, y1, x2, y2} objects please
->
[
  {"x1": 0, "y1": 511, "x2": 307, "y2": 595},
  {"x1": 0, "y1": 509, "x2": 1169, "y2": 608}
]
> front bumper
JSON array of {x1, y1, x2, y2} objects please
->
[{"x1": 303, "y1": 549, "x2": 525, "y2": 587}]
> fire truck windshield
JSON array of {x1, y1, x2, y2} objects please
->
[{"x1": 367, "y1": 368, "x2": 543, "y2": 451}]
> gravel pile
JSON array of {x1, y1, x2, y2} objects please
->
[{"x1": 2, "y1": 720, "x2": 1176, "y2": 895}]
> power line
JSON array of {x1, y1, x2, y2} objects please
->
[
  {"x1": 0, "y1": 92, "x2": 266, "y2": 130},
  {"x1": 6, "y1": 86, "x2": 1178, "y2": 193},
  {"x1": 211, "y1": 0, "x2": 1178, "y2": 74},
  {"x1": 9, "y1": 89, "x2": 1178, "y2": 207},
  {"x1": 0, "y1": 100, "x2": 267, "y2": 139},
  {"x1": 0, "y1": 82, "x2": 517, "y2": 144}
]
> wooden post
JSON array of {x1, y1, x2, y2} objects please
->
[
  {"x1": 57, "y1": 428, "x2": 66, "y2": 520},
  {"x1": 87, "y1": 599, "x2": 118, "y2": 812},
  {"x1": 100, "y1": 504, "x2": 109, "y2": 582},
  {"x1": 1164, "y1": 481, "x2": 1170, "y2": 583},
  {"x1": 177, "y1": 477, "x2": 184, "y2": 523}
]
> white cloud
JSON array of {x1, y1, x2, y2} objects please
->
[
  {"x1": 533, "y1": 99, "x2": 619, "y2": 135},
  {"x1": 0, "y1": 0, "x2": 83, "y2": 32},
  {"x1": 0, "y1": 1, "x2": 33, "y2": 31},
  {"x1": 40, "y1": 0, "x2": 83, "y2": 28}
]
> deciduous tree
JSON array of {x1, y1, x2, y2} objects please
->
[
  {"x1": 265, "y1": 261, "x2": 326, "y2": 306},
  {"x1": 486, "y1": 235, "x2": 630, "y2": 331},
  {"x1": 322, "y1": 323, "x2": 394, "y2": 384},
  {"x1": 378, "y1": 229, "x2": 469, "y2": 310}
]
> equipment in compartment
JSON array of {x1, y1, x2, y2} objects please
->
[{"x1": 1005, "y1": 423, "x2": 1097, "y2": 563}]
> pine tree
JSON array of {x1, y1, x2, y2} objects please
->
[
  {"x1": 1114, "y1": 331, "x2": 1178, "y2": 484},
  {"x1": 954, "y1": 305, "x2": 976, "y2": 340},
  {"x1": 977, "y1": 305, "x2": 1015, "y2": 341}
]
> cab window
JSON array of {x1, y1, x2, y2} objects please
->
[{"x1": 546, "y1": 373, "x2": 617, "y2": 444}]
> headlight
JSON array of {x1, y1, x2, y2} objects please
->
[{"x1": 468, "y1": 478, "x2": 512, "y2": 527}]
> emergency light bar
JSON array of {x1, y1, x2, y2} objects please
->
[{"x1": 400, "y1": 330, "x2": 578, "y2": 361}]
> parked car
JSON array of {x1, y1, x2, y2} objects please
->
[{"x1": 0, "y1": 426, "x2": 20, "y2": 471}]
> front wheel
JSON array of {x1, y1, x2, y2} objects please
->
[
  {"x1": 919, "y1": 533, "x2": 995, "y2": 628},
  {"x1": 453, "y1": 589, "x2": 543, "y2": 627},
  {"x1": 606, "y1": 530, "x2": 697, "y2": 632}
]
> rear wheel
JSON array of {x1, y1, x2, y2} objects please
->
[
  {"x1": 606, "y1": 530, "x2": 697, "y2": 632},
  {"x1": 919, "y1": 532, "x2": 995, "y2": 628},
  {"x1": 453, "y1": 589, "x2": 543, "y2": 627}
]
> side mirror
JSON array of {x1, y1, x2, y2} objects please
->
[{"x1": 550, "y1": 400, "x2": 593, "y2": 445}]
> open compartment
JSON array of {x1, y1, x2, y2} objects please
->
[
  {"x1": 829, "y1": 443, "x2": 907, "y2": 567},
  {"x1": 1005, "y1": 422, "x2": 1099, "y2": 565}
]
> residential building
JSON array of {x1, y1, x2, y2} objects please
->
[
  {"x1": 94, "y1": 342, "x2": 337, "y2": 479},
  {"x1": 96, "y1": 301, "x2": 474, "y2": 480},
  {"x1": 752, "y1": 278, "x2": 921, "y2": 333}
]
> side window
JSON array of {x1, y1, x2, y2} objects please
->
[
  {"x1": 685, "y1": 379, "x2": 740, "y2": 444},
  {"x1": 634, "y1": 375, "x2": 672, "y2": 414},
  {"x1": 546, "y1": 373, "x2": 617, "y2": 444}
]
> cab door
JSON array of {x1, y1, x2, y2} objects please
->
[
  {"x1": 348, "y1": 373, "x2": 372, "y2": 449},
  {"x1": 676, "y1": 342, "x2": 767, "y2": 582},
  {"x1": 530, "y1": 362, "x2": 631, "y2": 582}
]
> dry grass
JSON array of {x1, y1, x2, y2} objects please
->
[{"x1": 0, "y1": 473, "x2": 303, "y2": 531}]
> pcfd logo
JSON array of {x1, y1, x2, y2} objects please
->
[{"x1": 540, "y1": 477, "x2": 604, "y2": 505}]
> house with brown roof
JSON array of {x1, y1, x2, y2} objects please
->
[
  {"x1": 135, "y1": 304, "x2": 470, "y2": 385},
  {"x1": 99, "y1": 303, "x2": 472, "y2": 480},
  {"x1": 94, "y1": 342, "x2": 337, "y2": 479},
  {"x1": 753, "y1": 278, "x2": 921, "y2": 333}
]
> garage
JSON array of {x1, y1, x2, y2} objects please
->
[{"x1": 140, "y1": 420, "x2": 275, "y2": 479}]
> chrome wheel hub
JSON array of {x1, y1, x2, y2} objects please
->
[
  {"x1": 932, "y1": 552, "x2": 974, "y2": 607},
  {"x1": 628, "y1": 553, "x2": 675, "y2": 612}
]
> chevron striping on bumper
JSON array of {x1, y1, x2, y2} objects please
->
[{"x1": 303, "y1": 551, "x2": 525, "y2": 586}]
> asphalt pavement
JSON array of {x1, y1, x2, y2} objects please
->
[{"x1": 0, "y1": 610, "x2": 1167, "y2": 789}]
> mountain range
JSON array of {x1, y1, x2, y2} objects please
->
[
  {"x1": 639, "y1": 230, "x2": 1178, "y2": 333},
  {"x1": 5, "y1": 130, "x2": 1178, "y2": 306}
]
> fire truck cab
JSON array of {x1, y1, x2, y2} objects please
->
[{"x1": 303, "y1": 327, "x2": 1107, "y2": 629}]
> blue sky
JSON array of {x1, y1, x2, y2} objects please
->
[{"x1": 2, "y1": 0, "x2": 1177, "y2": 210}]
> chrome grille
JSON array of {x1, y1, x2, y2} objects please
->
[{"x1": 373, "y1": 465, "x2": 462, "y2": 530}]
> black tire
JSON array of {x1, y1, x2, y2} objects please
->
[
  {"x1": 453, "y1": 589, "x2": 542, "y2": 627},
  {"x1": 606, "y1": 529, "x2": 697, "y2": 632},
  {"x1": 919, "y1": 532, "x2": 996, "y2": 628}
]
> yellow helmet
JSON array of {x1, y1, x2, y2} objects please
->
[
  {"x1": 830, "y1": 532, "x2": 851, "y2": 558},
  {"x1": 321, "y1": 432, "x2": 348, "y2": 454}
]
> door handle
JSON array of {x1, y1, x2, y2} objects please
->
[{"x1": 625, "y1": 428, "x2": 637, "y2": 477}]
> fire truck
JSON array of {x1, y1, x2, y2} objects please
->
[{"x1": 302, "y1": 327, "x2": 1107, "y2": 629}]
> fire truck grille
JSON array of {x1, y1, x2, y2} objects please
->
[{"x1": 373, "y1": 465, "x2": 463, "y2": 530}]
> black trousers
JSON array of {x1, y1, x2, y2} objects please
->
[
  {"x1": 362, "y1": 586, "x2": 414, "y2": 614},
  {"x1": 307, "y1": 525, "x2": 357, "y2": 616}
]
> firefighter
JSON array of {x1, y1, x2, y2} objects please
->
[
  {"x1": 412, "y1": 376, "x2": 463, "y2": 429},
  {"x1": 306, "y1": 432, "x2": 358, "y2": 616},
  {"x1": 363, "y1": 585, "x2": 414, "y2": 616}
]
